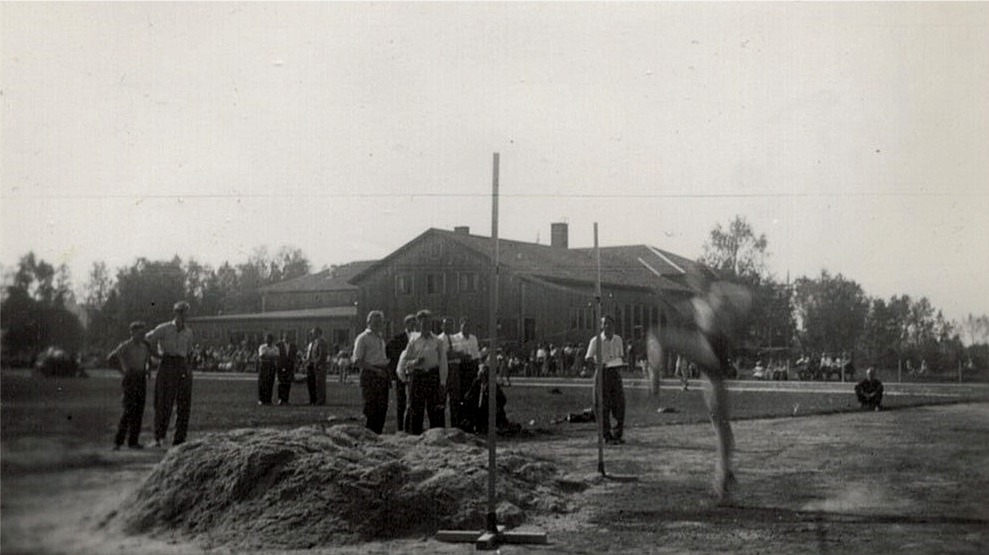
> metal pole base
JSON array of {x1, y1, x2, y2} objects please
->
[{"x1": 436, "y1": 526, "x2": 549, "y2": 550}]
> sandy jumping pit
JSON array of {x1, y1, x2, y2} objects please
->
[{"x1": 106, "y1": 425, "x2": 586, "y2": 550}]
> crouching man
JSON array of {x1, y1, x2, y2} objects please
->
[{"x1": 855, "y1": 367, "x2": 884, "y2": 411}]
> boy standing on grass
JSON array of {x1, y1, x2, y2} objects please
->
[{"x1": 107, "y1": 321, "x2": 153, "y2": 450}]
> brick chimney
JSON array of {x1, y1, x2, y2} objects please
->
[
  {"x1": 550, "y1": 222, "x2": 569, "y2": 249},
  {"x1": 454, "y1": 226, "x2": 470, "y2": 234}
]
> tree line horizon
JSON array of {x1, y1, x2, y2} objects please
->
[{"x1": 3, "y1": 217, "x2": 988, "y2": 373}]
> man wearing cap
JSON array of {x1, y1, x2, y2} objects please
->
[
  {"x1": 386, "y1": 314, "x2": 417, "y2": 431},
  {"x1": 107, "y1": 321, "x2": 153, "y2": 449},
  {"x1": 146, "y1": 301, "x2": 195, "y2": 447},
  {"x1": 396, "y1": 309, "x2": 448, "y2": 434},
  {"x1": 352, "y1": 310, "x2": 391, "y2": 433},
  {"x1": 585, "y1": 315, "x2": 627, "y2": 444}
]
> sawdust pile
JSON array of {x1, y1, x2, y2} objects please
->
[{"x1": 111, "y1": 425, "x2": 587, "y2": 549}]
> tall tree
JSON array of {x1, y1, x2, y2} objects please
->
[
  {"x1": 700, "y1": 216, "x2": 768, "y2": 284},
  {"x1": 792, "y1": 270, "x2": 869, "y2": 357},
  {"x1": 1, "y1": 252, "x2": 84, "y2": 358},
  {"x1": 699, "y1": 216, "x2": 790, "y2": 350}
]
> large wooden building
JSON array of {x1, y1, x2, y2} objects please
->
[
  {"x1": 189, "y1": 225, "x2": 712, "y2": 356},
  {"x1": 350, "y1": 224, "x2": 712, "y2": 355}
]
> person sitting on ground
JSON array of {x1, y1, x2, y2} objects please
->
[
  {"x1": 461, "y1": 364, "x2": 519, "y2": 434},
  {"x1": 855, "y1": 366, "x2": 884, "y2": 411}
]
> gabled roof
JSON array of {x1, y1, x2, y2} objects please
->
[
  {"x1": 259, "y1": 260, "x2": 377, "y2": 294},
  {"x1": 351, "y1": 228, "x2": 704, "y2": 295}
]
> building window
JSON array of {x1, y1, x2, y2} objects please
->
[
  {"x1": 429, "y1": 241, "x2": 443, "y2": 259},
  {"x1": 426, "y1": 273, "x2": 443, "y2": 295},
  {"x1": 396, "y1": 275, "x2": 413, "y2": 295},
  {"x1": 459, "y1": 273, "x2": 478, "y2": 292},
  {"x1": 523, "y1": 318, "x2": 536, "y2": 342}
]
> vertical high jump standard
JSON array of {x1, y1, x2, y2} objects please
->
[{"x1": 436, "y1": 153, "x2": 547, "y2": 549}]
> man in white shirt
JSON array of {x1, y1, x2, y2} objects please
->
[
  {"x1": 437, "y1": 316, "x2": 458, "y2": 427},
  {"x1": 585, "y1": 315, "x2": 626, "y2": 444},
  {"x1": 146, "y1": 301, "x2": 194, "y2": 448},
  {"x1": 386, "y1": 314, "x2": 417, "y2": 432},
  {"x1": 352, "y1": 310, "x2": 391, "y2": 433},
  {"x1": 450, "y1": 317, "x2": 482, "y2": 429},
  {"x1": 397, "y1": 310, "x2": 448, "y2": 434}
]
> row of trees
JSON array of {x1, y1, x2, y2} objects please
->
[
  {"x1": 2, "y1": 246, "x2": 310, "y2": 360},
  {"x1": 3, "y1": 218, "x2": 987, "y2": 372},
  {"x1": 700, "y1": 216, "x2": 989, "y2": 372}
]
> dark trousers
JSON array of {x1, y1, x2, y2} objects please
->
[
  {"x1": 115, "y1": 371, "x2": 146, "y2": 447},
  {"x1": 307, "y1": 363, "x2": 327, "y2": 405},
  {"x1": 594, "y1": 366, "x2": 626, "y2": 439},
  {"x1": 155, "y1": 356, "x2": 192, "y2": 444},
  {"x1": 856, "y1": 390, "x2": 883, "y2": 409},
  {"x1": 276, "y1": 364, "x2": 293, "y2": 404},
  {"x1": 407, "y1": 368, "x2": 444, "y2": 435},
  {"x1": 258, "y1": 359, "x2": 277, "y2": 404},
  {"x1": 448, "y1": 359, "x2": 478, "y2": 429},
  {"x1": 361, "y1": 367, "x2": 391, "y2": 434},
  {"x1": 390, "y1": 367, "x2": 408, "y2": 431}
]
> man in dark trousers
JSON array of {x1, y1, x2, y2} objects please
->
[
  {"x1": 146, "y1": 301, "x2": 194, "y2": 448},
  {"x1": 275, "y1": 332, "x2": 298, "y2": 405},
  {"x1": 585, "y1": 315, "x2": 627, "y2": 444},
  {"x1": 450, "y1": 317, "x2": 482, "y2": 430},
  {"x1": 306, "y1": 327, "x2": 329, "y2": 405},
  {"x1": 396, "y1": 309, "x2": 448, "y2": 434},
  {"x1": 107, "y1": 321, "x2": 152, "y2": 449},
  {"x1": 352, "y1": 310, "x2": 391, "y2": 433},
  {"x1": 855, "y1": 366, "x2": 884, "y2": 411},
  {"x1": 386, "y1": 314, "x2": 417, "y2": 432}
]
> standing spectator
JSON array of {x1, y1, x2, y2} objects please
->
[
  {"x1": 107, "y1": 321, "x2": 152, "y2": 450},
  {"x1": 257, "y1": 333, "x2": 279, "y2": 405},
  {"x1": 855, "y1": 367, "x2": 885, "y2": 411},
  {"x1": 675, "y1": 354, "x2": 690, "y2": 391},
  {"x1": 397, "y1": 310, "x2": 448, "y2": 434},
  {"x1": 306, "y1": 328, "x2": 329, "y2": 405},
  {"x1": 535, "y1": 344, "x2": 548, "y2": 376},
  {"x1": 352, "y1": 310, "x2": 391, "y2": 433},
  {"x1": 386, "y1": 314, "x2": 417, "y2": 432},
  {"x1": 146, "y1": 301, "x2": 194, "y2": 448},
  {"x1": 585, "y1": 315, "x2": 626, "y2": 444},
  {"x1": 437, "y1": 316, "x2": 458, "y2": 427},
  {"x1": 451, "y1": 317, "x2": 482, "y2": 428},
  {"x1": 275, "y1": 332, "x2": 297, "y2": 405}
]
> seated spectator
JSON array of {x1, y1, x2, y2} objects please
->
[
  {"x1": 753, "y1": 360, "x2": 766, "y2": 379},
  {"x1": 460, "y1": 365, "x2": 519, "y2": 434},
  {"x1": 855, "y1": 367, "x2": 884, "y2": 411}
]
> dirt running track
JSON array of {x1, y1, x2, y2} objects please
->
[{"x1": 2, "y1": 403, "x2": 987, "y2": 554}]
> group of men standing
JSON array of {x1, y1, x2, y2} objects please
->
[
  {"x1": 107, "y1": 299, "x2": 629, "y2": 449},
  {"x1": 351, "y1": 309, "x2": 483, "y2": 435},
  {"x1": 255, "y1": 328, "x2": 339, "y2": 406}
]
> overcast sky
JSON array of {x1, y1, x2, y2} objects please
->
[{"x1": 2, "y1": 2, "x2": 987, "y2": 323}]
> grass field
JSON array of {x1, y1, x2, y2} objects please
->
[
  {"x1": 3, "y1": 369, "x2": 988, "y2": 554},
  {"x1": 3, "y1": 369, "x2": 986, "y2": 450}
]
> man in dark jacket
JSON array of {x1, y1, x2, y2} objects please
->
[
  {"x1": 386, "y1": 314, "x2": 417, "y2": 432},
  {"x1": 855, "y1": 367, "x2": 884, "y2": 411},
  {"x1": 275, "y1": 333, "x2": 298, "y2": 405}
]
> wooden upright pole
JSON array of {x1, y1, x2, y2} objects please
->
[
  {"x1": 436, "y1": 154, "x2": 546, "y2": 549},
  {"x1": 594, "y1": 223, "x2": 605, "y2": 476},
  {"x1": 487, "y1": 152, "x2": 500, "y2": 533}
]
